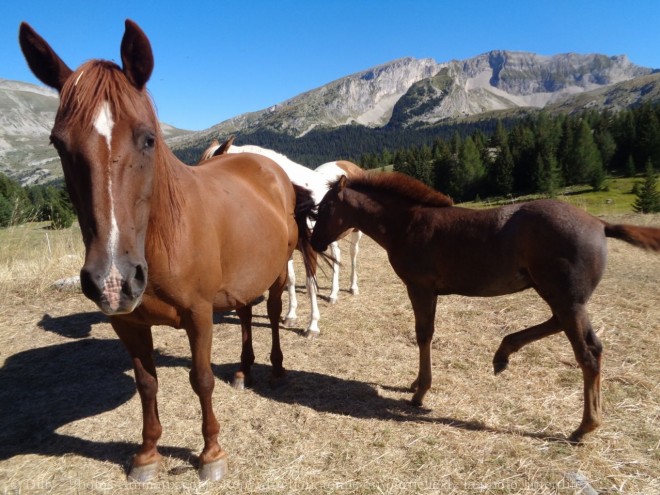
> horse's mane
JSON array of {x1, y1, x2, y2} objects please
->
[{"x1": 344, "y1": 172, "x2": 453, "y2": 208}]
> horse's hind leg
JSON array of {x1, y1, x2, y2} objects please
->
[
  {"x1": 267, "y1": 270, "x2": 288, "y2": 385},
  {"x1": 558, "y1": 306, "x2": 603, "y2": 443},
  {"x1": 493, "y1": 316, "x2": 562, "y2": 374},
  {"x1": 111, "y1": 320, "x2": 162, "y2": 482},
  {"x1": 233, "y1": 305, "x2": 255, "y2": 389},
  {"x1": 304, "y1": 251, "x2": 320, "y2": 337},
  {"x1": 282, "y1": 257, "x2": 298, "y2": 328}
]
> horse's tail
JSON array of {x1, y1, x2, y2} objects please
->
[
  {"x1": 604, "y1": 222, "x2": 660, "y2": 251},
  {"x1": 293, "y1": 184, "x2": 320, "y2": 285}
]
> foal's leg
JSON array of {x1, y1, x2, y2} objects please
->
[
  {"x1": 232, "y1": 305, "x2": 254, "y2": 389},
  {"x1": 267, "y1": 270, "x2": 288, "y2": 385},
  {"x1": 111, "y1": 320, "x2": 162, "y2": 482},
  {"x1": 492, "y1": 316, "x2": 562, "y2": 374},
  {"x1": 558, "y1": 306, "x2": 603, "y2": 443},
  {"x1": 184, "y1": 310, "x2": 227, "y2": 481},
  {"x1": 283, "y1": 256, "x2": 298, "y2": 328},
  {"x1": 329, "y1": 241, "x2": 341, "y2": 304},
  {"x1": 349, "y1": 230, "x2": 362, "y2": 295},
  {"x1": 406, "y1": 286, "x2": 438, "y2": 406}
]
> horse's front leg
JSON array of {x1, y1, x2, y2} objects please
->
[
  {"x1": 184, "y1": 310, "x2": 227, "y2": 481},
  {"x1": 349, "y1": 230, "x2": 362, "y2": 295},
  {"x1": 328, "y1": 241, "x2": 341, "y2": 304},
  {"x1": 111, "y1": 319, "x2": 162, "y2": 482},
  {"x1": 406, "y1": 286, "x2": 438, "y2": 406}
]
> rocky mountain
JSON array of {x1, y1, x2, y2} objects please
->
[
  {"x1": 169, "y1": 50, "x2": 654, "y2": 152},
  {"x1": 0, "y1": 79, "x2": 190, "y2": 185},
  {"x1": 2, "y1": 51, "x2": 658, "y2": 182}
]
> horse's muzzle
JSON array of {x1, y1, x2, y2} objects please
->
[{"x1": 80, "y1": 261, "x2": 148, "y2": 315}]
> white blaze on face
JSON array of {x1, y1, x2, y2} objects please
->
[{"x1": 93, "y1": 101, "x2": 122, "y2": 311}]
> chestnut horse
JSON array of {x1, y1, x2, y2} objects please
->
[
  {"x1": 311, "y1": 172, "x2": 660, "y2": 442},
  {"x1": 198, "y1": 138, "x2": 364, "y2": 336},
  {"x1": 19, "y1": 20, "x2": 316, "y2": 482}
]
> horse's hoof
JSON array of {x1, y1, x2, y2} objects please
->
[
  {"x1": 304, "y1": 329, "x2": 320, "y2": 340},
  {"x1": 127, "y1": 462, "x2": 160, "y2": 482},
  {"x1": 493, "y1": 361, "x2": 509, "y2": 375},
  {"x1": 282, "y1": 317, "x2": 297, "y2": 328},
  {"x1": 567, "y1": 429, "x2": 589, "y2": 445},
  {"x1": 329, "y1": 296, "x2": 338, "y2": 305},
  {"x1": 232, "y1": 372, "x2": 251, "y2": 390},
  {"x1": 198, "y1": 457, "x2": 228, "y2": 481},
  {"x1": 350, "y1": 288, "x2": 359, "y2": 296}
]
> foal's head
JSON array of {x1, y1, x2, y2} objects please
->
[
  {"x1": 311, "y1": 176, "x2": 350, "y2": 252},
  {"x1": 19, "y1": 20, "x2": 159, "y2": 314}
]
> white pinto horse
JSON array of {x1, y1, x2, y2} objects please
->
[{"x1": 198, "y1": 138, "x2": 363, "y2": 337}]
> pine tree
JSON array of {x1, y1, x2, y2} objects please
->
[{"x1": 632, "y1": 162, "x2": 660, "y2": 213}]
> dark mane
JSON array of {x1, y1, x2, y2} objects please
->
[{"x1": 344, "y1": 172, "x2": 453, "y2": 208}]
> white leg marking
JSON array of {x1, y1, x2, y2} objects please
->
[{"x1": 329, "y1": 242, "x2": 341, "y2": 304}]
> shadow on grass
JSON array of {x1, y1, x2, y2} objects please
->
[
  {"x1": 3, "y1": 310, "x2": 569, "y2": 473},
  {"x1": 211, "y1": 362, "x2": 574, "y2": 445}
]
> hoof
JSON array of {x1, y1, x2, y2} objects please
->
[
  {"x1": 350, "y1": 288, "x2": 359, "y2": 295},
  {"x1": 199, "y1": 457, "x2": 228, "y2": 481},
  {"x1": 128, "y1": 462, "x2": 160, "y2": 482},
  {"x1": 232, "y1": 372, "x2": 251, "y2": 390},
  {"x1": 329, "y1": 296, "x2": 338, "y2": 305},
  {"x1": 493, "y1": 361, "x2": 509, "y2": 375},
  {"x1": 304, "y1": 329, "x2": 320, "y2": 340},
  {"x1": 282, "y1": 317, "x2": 297, "y2": 328}
]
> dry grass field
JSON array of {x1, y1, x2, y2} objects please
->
[{"x1": 0, "y1": 212, "x2": 659, "y2": 494}]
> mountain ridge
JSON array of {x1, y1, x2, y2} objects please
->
[{"x1": 2, "y1": 50, "x2": 659, "y2": 183}]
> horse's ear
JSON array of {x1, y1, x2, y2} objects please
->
[
  {"x1": 19, "y1": 22, "x2": 73, "y2": 92},
  {"x1": 337, "y1": 175, "x2": 348, "y2": 192},
  {"x1": 215, "y1": 135, "x2": 235, "y2": 156},
  {"x1": 120, "y1": 19, "x2": 154, "y2": 91}
]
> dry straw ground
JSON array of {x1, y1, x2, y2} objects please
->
[{"x1": 0, "y1": 212, "x2": 658, "y2": 495}]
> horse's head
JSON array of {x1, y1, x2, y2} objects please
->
[
  {"x1": 19, "y1": 20, "x2": 159, "y2": 315},
  {"x1": 311, "y1": 175, "x2": 350, "y2": 252}
]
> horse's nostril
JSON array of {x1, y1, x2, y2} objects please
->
[
  {"x1": 134, "y1": 264, "x2": 146, "y2": 285},
  {"x1": 127, "y1": 263, "x2": 148, "y2": 298}
]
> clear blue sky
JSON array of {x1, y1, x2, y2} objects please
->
[{"x1": 3, "y1": 0, "x2": 660, "y2": 131}]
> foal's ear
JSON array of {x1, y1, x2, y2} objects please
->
[
  {"x1": 337, "y1": 175, "x2": 348, "y2": 192},
  {"x1": 121, "y1": 19, "x2": 154, "y2": 91},
  {"x1": 19, "y1": 22, "x2": 73, "y2": 92}
]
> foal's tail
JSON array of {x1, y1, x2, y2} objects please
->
[
  {"x1": 604, "y1": 222, "x2": 660, "y2": 251},
  {"x1": 293, "y1": 184, "x2": 320, "y2": 284}
]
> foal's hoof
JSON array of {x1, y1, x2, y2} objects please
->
[
  {"x1": 199, "y1": 457, "x2": 228, "y2": 481},
  {"x1": 127, "y1": 462, "x2": 160, "y2": 482},
  {"x1": 329, "y1": 296, "x2": 338, "y2": 305},
  {"x1": 304, "y1": 329, "x2": 320, "y2": 340},
  {"x1": 493, "y1": 361, "x2": 509, "y2": 375}
]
